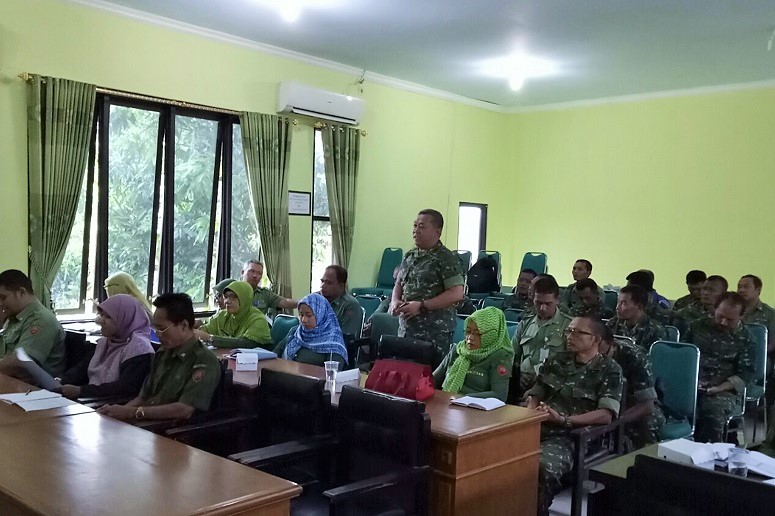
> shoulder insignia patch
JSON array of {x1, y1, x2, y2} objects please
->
[
  {"x1": 497, "y1": 364, "x2": 508, "y2": 376},
  {"x1": 192, "y1": 368, "x2": 205, "y2": 383},
  {"x1": 29, "y1": 325, "x2": 39, "y2": 336}
]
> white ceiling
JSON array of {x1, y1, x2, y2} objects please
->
[{"x1": 82, "y1": 0, "x2": 775, "y2": 109}]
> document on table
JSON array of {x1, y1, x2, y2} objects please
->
[
  {"x1": 0, "y1": 389, "x2": 75, "y2": 411},
  {"x1": 14, "y1": 347, "x2": 62, "y2": 391}
]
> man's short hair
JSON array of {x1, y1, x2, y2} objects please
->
[
  {"x1": 716, "y1": 291, "x2": 745, "y2": 315},
  {"x1": 418, "y1": 209, "x2": 444, "y2": 229},
  {"x1": 326, "y1": 265, "x2": 348, "y2": 285},
  {"x1": 576, "y1": 278, "x2": 599, "y2": 292},
  {"x1": 521, "y1": 268, "x2": 538, "y2": 278},
  {"x1": 686, "y1": 270, "x2": 707, "y2": 285},
  {"x1": 706, "y1": 275, "x2": 729, "y2": 291},
  {"x1": 619, "y1": 284, "x2": 648, "y2": 308},
  {"x1": 153, "y1": 293, "x2": 195, "y2": 327},
  {"x1": 626, "y1": 270, "x2": 653, "y2": 292},
  {"x1": 741, "y1": 274, "x2": 763, "y2": 291},
  {"x1": 533, "y1": 276, "x2": 560, "y2": 297},
  {"x1": 576, "y1": 315, "x2": 607, "y2": 339},
  {"x1": 0, "y1": 269, "x2": 34, "y2": 294},
  {"x1": 243, "y1": 259, "x2": 263, "y2": 270},
  {"x1": 575, "y1": 259, "x2": 592, "y2": 273}
]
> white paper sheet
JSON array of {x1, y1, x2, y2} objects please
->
[
  {"x1": 14, "y1": 396, "x2": 76, "y2": 412},
  {"x1": 0, "y1": 389, "x2": 62, "y2": 403}
]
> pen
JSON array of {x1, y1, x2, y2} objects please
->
[{"x1": 24, "y1": 389, "x2": 32, "y2": 395}]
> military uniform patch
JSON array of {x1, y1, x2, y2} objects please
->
[
  {"x1": 192, "y1": 368, "x2": 205, "y2": 383},
  {"x1": 29, "y1": 325, "x2": 39, "y2": 335},
  {"x1": 498, "y1": 364, "x2": 508, "y2": 376}
]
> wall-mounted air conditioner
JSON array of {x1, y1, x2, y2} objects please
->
[{"x1": 277, "y1": 81, "x2": 365, "y2": 125}]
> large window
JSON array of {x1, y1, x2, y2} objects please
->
[
  {"x1": 311, "y1": 129, "x2": 333, "y2": 292},
  {"x1": 457, "y1": 202, "x2": 488, "y2": 268},
  {"x1": 51, "y1": 95, "x2": 261, "y2": 313}
]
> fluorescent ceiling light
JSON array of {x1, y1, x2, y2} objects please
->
[
  {"x1": 479, "y1": 53, "x2": 560, "y2": 91},
  {"x1": 253, "y1": 0, "x2": 342, "y2": 23}
]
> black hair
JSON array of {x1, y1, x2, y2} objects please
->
[
  {"x1": 576, "y1": 315, "x2": 607, "y2": 339},
  {"x1": 740, "y1": 274, "x2": 763, "y2": 291},
  {"x1": 520, "y1": 268, "x2": 538, "y2": 278},
  {"x1": 686, "y1": 270, "x2": 706, "y2": 285},
  {"x1": 576, "y1": 278, "x2": 599, "y2": 292},
  {"x1": 417, "y1": 209, "x2": 444, "y2": 229},
  {"x1": 326, "y1": 265, "x2": 348, "y2": 285},
  {"x1": 0, "y1": 269, "x2": 34, "y2": 294},
  {"x1": 619, "y1": 284, "x2": 648, "y2": 308},
  {"x1": 153, "y1": 292, "x2": 195, "y2": 327},
  {"x1": 575, "y1": 259, "x2": 592, "y2": 273},
  {"x1": 716, "y1": 291, "x2": 745, "y2": 316},
  {"x1": 626, "y1": 270, "x2": 653, "y2": 292},
  {"x1": 534, "y1": 276, "x2": 560, "y2": 298},
  {"x1": 706, "y1": 275, "x2": 729, "y2": 291}
]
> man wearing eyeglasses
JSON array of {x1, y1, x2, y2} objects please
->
[
  {"x1": 526, "y1": 315, "x2": 623, "y2": 516},
  {"x1": 98, "y1": 293, "x2": 221, "y2": 422}
]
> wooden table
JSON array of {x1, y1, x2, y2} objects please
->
[
  {"x1": 0, "y1": 411, "x2": 301, "y2": 515},
  {"x1": 0, "y1": 373, "x2": 94, "y2": 426},
  {"x1": 218, "y1": 352, "x2": 546, "y2": 516}
]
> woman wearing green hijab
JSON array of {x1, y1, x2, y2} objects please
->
[
  {"x1": 194, "y1": 281, "x2": 272, "y2": 349},
  {"x1": 433, "y1": 306, "x2": 515, "y2": 402}
]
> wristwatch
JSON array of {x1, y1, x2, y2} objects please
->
[
  {"x1": 420, "y1": 300, "x2": 428, "y2": 314},
  {"x1": 134, "y1": 407, "x2": 146, "y2": 420},
  {"x1": 563, "y1": 416, "x2": 572, "y2": 428}
]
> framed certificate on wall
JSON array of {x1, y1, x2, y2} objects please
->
[{"x1": 289, "y1": 190, "x2": 311, "y2": 216}]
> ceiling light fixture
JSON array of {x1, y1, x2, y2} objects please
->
[
  {"x1": 255, "y1": 0, "x2": 341, "y2": 23},
  {"x1": 479, "y1": 52, "x2": 559, "y2": 92}
]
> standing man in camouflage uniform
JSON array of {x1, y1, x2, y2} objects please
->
[
  {"x1": 560, "y1": 259, "x2": 605, "y2": 313},
  {"x1": 682, "y1": 292, "x2": 755, "y2": 443},
  {"x1": 240, "y1": 260, "x2": 297, "y2": 315},
  {"x1": 673, "y1": 275, "x2": 728, "y2": 332},
  {"x1": 599, "y1": 326, "x2": 664, "y2": 449},
  {"x1": 673, "y1": 270, "x2": 706, "y2": 311},
  {"x1": 512, "y1": 276, "x2": 571, "y2": 398},
  {"x1": 607, "y1": 285, "x2": 666, "y2": 351},
  {"x1": 391, "y1": 209, "x2": 465, "y2": 358},
  {"x1": 98, "y1": 293, "x2": 221, "y2": 423},
  {"x1": 502, "y1": 268, "x2": 537, "y2": 311},
  {"x1": 526, "y1": 316, "x2": 623, "y2": 515},
  {"x1": 569, "y1": 278, "x2": 615, "y2": 319}
]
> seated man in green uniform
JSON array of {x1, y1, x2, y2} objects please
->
[
  {"x1": 682, "y1": 292, "x2": 755, "y2": 443},
  {"x1": 568, "y1": 278, "x2": 614, "y2": 319},
  {"x1": 0, "y1": 269, "x2": 65, "y2": 377},
  {"x1": 502, "y1": 268, "x2": 537, "y2": 311},
  {"x1": 240, "y1": 260, "x2": 297, "y2": 316},
  {"x1": 599, "y1": 326, "x2": 664, "y2": 450},
  {"x1": 512, "y1": 276, "x2": 571, "y2": 398},
  {"x1": 673, "y1": 275, "x2": 727, "y2": 331},
  {"x1": 526, "y1": 315, "x2": 623, "y2": 515},
  {"x1": 434, "y1": 307, "x2": 514, "y2": 402},
  {"x1": 98, "y1": 293, "x2": 221, "y2": 423},
  {"x1": 738, "y1": 274, "x2": 775, "y2": 352},
  {"x1": 559, "y1": 259, "x2": 605, "y2": 313},
  {"x1": 320, "y1": 265, "x2": 363, "y2": 338},
  {"x1": 607, "y1": 285, "x2": 666, "y2": 351},
  {"x1": 672, "y1": 270, "x2": 706, "y2": 311}
]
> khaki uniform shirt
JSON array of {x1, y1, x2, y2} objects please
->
[
  {"x1": 252, "y1": 287, "x2": 282, "y2": 314},
  {"x1": 512, "y1": 309, "x2": 571, "y2": 375},
  {"x1": 0, "y1": 299, "x2": 65, "y2": 376},
  {"x1": 140, "y1": 337, "x2": 221, "y2": 411},
  {"x1": 329, "y1": 292, "x2": 363, "y2": 337}
]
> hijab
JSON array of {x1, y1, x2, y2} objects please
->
[
  {"x1": 212, "y1": 278, "x2": 235, "y2": 296},
  {"x1": 203, "y1": 281, "x2": 271, "y2": 344},
  {"x1": 284, "y1": 293, "x2": 348, "y2": 362},
  {"x1": 104, "y1": 272, "x2": 153, "y2": 314},
  {"x1": 442, "y1": 306, "x2": 514, "y2": 393},
  {"x1": 88, "y1": 294, "x2": 154, "y2": 386}
]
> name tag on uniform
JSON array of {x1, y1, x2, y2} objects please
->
[{"x1": 539, "y1": 348, "x2": 549, "y2": 362}]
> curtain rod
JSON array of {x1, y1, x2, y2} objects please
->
[{"x1": 18, "y1": 72, "x2": 367, "y2": 136}]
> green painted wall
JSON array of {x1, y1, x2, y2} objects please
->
[{"x1": 3, "y1": 0, "x2": 774, "y2": 305}]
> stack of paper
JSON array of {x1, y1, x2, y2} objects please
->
[{"x1": 0, "y1": 390, "x2": 76, "y2": 412}]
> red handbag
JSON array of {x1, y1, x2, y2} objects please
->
[{"x1": 365, "y1": 359, "x2": 436, "y2": 401}]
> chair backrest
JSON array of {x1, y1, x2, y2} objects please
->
[
  {"x1": 649, "y1": 341, "x2": 699, "y2": 432},
  {"x1": 369, "y1": 312, "x2": 399, "y2": 345},
  {"x1": 520, "y1": 252, "x2": 548, "y2": 274},
  {"x1": 454, "y1": 250, "x2": 472, "y2": 274},
  {"x1": 503, "y1": 308, "x2": 524, "y2": 323},
  {"x1": 481, "y1": 296, "x2": 505, "y2": 310},
  {"x1": 271, "y1": 314, "x2": 300, "y2": 344},
  {"x1": 355, "y1": 294, "x2": 382, "y2": 320},
  {"x1": 745, "y1": 323, "x2": 768, "y2": 392},
  {"x1": 257, "y1": 368, "x2": 331, "y2": 444},
  {"x1": 603, "y1": 290, "x2": 619, "y2": 311},
  {"x1": 506, "y1": 321, "x2": 518, "y2": 339},
  {"x1": 208, "y1": 359, "x2": 233, "y2": 412},
  {"x1": 377, "y1": 335, "x2": 436, "y2": 368},
  {"x1": 664, "y1": 325, "x2": 680, "y2": 342},
  {"x1": 375, "y1": 248, "x2": 403, "y2": 289},
  {"x1": 453, "y1": 314, "x2": 467, "y2": 344},
  {"x1": 477, "y1": 250, "x2": 501, "y2": 286},
  {"x1": 64, "y1": 330, "x2": 91, "y2": 370}
]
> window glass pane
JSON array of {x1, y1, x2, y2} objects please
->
[
  {"x1": 174, "y1": 115, "x2": 218, "y2": 302},
  {"x1": 313, "y1": 130, "x2": 329, "y2": 217},
  {"x1": 107, "y1": 106, "x2": 159, "y2": 296},
  {"x1": 51, "y1": 172, "x2": 88, "y2": 311},
  {"x1": 457, "y1": 205, "x2": 483, "y2": 267},
  {"x1": 230, "y1": 124, "x2": 263, "y2": 280},
  {"x1": 311, "y1": 220, "x2": 333, "y2": 293}
]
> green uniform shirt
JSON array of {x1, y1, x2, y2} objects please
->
[
  {"x1": 433, "y1": 347, "x2": 513, "y2": 402},
  {"x1": 743, "y1": 301, "x2": 775, "y2": 339},
  {"x1": 527, "y1": 351, "x2": 623, "y2": 437},
  {"x1": 140, "y1": 337, "x2": 221, "y2": 411},
  {"x1": 683, "y1": 318, "x2": 756, "y2": 394},
  {"x1": 503, "y1": 293, "x2": 530, "y2": 311},
  {"x1": 610, "y1": 338, "x2": 658, "y2": 407},
  {"x1": 672, "y1": 294, "x2": 695, "y2": 311},
  {"x1": 512, "y1": 309, "x2": 571, "y2": 376},
  {"x1": 607, "y1": 314, "x2": 666, "y2": 352},
  {"x1": 569, "y1": 300, "x2": 615, "y2": 319},
  {"x1": 560, "y1": 283, "x2": 605, "y2": 313},
  {"x1": 329, "y1": 292, "x2": 363, "y2": 337},
  {"x1": 0, "y1": 299, "x2": 65, "y2": 376},
  {"x1": 397, "y1": 241, "x2": 465, "y2": 344},
  {"x1": 252, "y1": 287, "x2": 282, "y2": 313}
]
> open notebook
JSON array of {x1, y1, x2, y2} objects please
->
[
  {"x1": 0, "y1": 389, "x2": 76, "y2": 412},
  {"x1": 450, "y1": 396, "x2": 505, "y2": 411}
]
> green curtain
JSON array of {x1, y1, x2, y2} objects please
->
[
  {"x1": 321, "y1": 125, "x2": 360, "y2": 269},
  {"x1": 239, "y1": 112, "x2": 293, "y2": 299},
  {"x1": 27, "y1": 76, "x2": 96, "y2": 309}
]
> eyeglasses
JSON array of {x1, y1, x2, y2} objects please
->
[
  {"x1": 152, "y1": 323, "x2": 175, "y2": 334},
  {"x1": 465, "y1": 330, "x2": 489, "y2": 338},
  {"x1": 564, "y1": 328, "x2": 599, "y2": 338}
]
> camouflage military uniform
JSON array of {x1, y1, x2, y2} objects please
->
[
  {"x1": 569, "y1": 300, "x2": 615, "y2": 320},
  {"x1": 140, "y1": 337, "x2": 222, "y2": 411},
  {"x1": 397, "y1": 241, "x2": 465, "y2": 356},
  {"x1": 609, "y1": 337, "x2": 664, "y2": 449},
  {"x1": 502, "y1": 293, "x2": 530, "y2": 311},
  {"x1": 526, "y1": 351, "x2": 623, "y2": 515},
  {"x1": 645, "y1": 293, "x2": 672, "y2": 324},
  {"x1": 672, "y1": 300, "x2": 711, "y2": 334},
  {"x1": 559, "y1": 283, "x2": 605, "y2": 313},
  {"x1": 672, "y1": 294, "x2": 695, "y2": 311},
  {"x1": 683, "y1": 318, "x2": 756, "y2": 443},
  {"x1": 743, "y1": 301, "x2": 775, "y2": 339},
  {"x1": 512, "y1": 310, "x2": 571, "y2": 396},
  {"x1": 607, "y1": 314, "x2": 666, "y2": 352}
]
